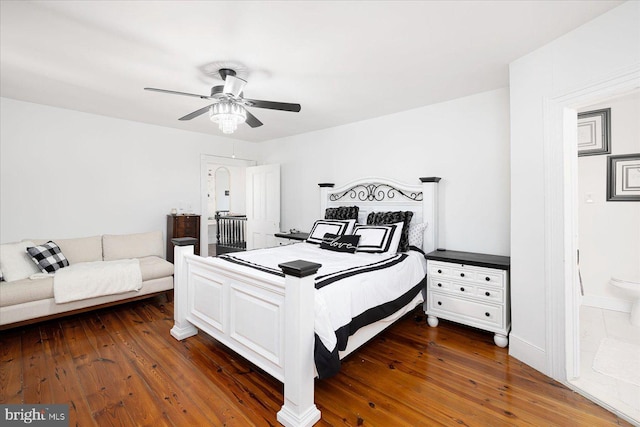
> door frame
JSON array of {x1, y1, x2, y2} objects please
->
[
  {"x1": 543, "y1": 64, "x2": 640, "y2": 383},
  {"x1": 200, "y1": 154, "x2": 256, "y2": 257}
]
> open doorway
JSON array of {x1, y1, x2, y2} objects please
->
[
  {"x1": 200, "y1": 154, "x2": 256, "y2": 257},
  {"x1": 543, "y1": 67, "x2": 639, "y2": 425},
  {"x1": 572, "y1": 90, "x2": 640, "y2": 421}
]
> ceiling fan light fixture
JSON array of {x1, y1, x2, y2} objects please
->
[{"x1": 209, "y1": 102, "x2": 247, "y2": 134}]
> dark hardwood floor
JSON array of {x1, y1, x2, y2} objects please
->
[{"x1": 0, "y1": 294, "x2": 630, "y2": 426}]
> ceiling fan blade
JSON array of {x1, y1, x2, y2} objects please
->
[
  {"x1": 243, "y1": 99, "x2": 301, "y2": 112},
  {"x1": 245, "y1": 110, "x2": 263, "y2": 128},
  {"x1": 179, "y1": 104, "x2": 213, "y2": 121},
  {"x1": 223, "y1": 75, "x2": 247, "y2": 98},
  {"x1": 144, "y1": 87, "x2": 210, "y2": 99}
]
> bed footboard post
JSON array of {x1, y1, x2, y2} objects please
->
[
  {"x1": 170, "y1": 238, "x2": 198, "y2": 341},
  {"x1": 277, "y1": 260, "x2": 322, "y2": 427}
]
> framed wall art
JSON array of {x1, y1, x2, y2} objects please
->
[
  {"x1": 607, "y1": 153, "x2": 640, "y2": 201},
  {"x1": 577, "y1": 108, "x2": 610, "y2": 156}
]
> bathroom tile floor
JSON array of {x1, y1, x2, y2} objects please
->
[{"x1": 571, "y1": 305, "x2": 640, "y2": 424}]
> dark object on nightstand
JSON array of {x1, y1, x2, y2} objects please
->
[
  {"x1": 274, "y1": 232, "x2": 309, "y2": 241},
  {"x1": 167, "y1": 214, "x2": 200, "y2": 262}
]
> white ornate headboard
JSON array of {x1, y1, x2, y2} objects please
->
[{"x1": 318, "y1": 177, "x2": 441, "y2": 254}]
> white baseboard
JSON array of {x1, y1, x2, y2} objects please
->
[
  {"x1": 508, "y1": 334, "x2": 548, "y2": 376},
  {"x1": 581, "y1": 295, "x2": 632, "y2": 313}
]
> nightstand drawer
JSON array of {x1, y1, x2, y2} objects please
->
[
  {"x1": 431, "y1": 261, "x2": 505, "y2": 287},
  {"x1": 476, "y1": 286, "x2": 504, "y2": 303},
  {"x1": 429, "y1": 278, "x2": 479, "y2": 298},
  {"x1": 472, "y1": 269, "x2": 504, "y2": 287},
  {"x1": 429, "y1": 293, "x2": 503, "y2": 329}
]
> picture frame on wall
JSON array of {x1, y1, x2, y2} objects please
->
[
  {"x1": 577, "y1": 108, "x2": 610, "y2": 157},
  {"x1": 607, "y1": 154, "x2": 640, "y2": 201}
]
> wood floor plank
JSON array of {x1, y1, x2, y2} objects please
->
[
  {"x1": 131, "y1": 301, "x2": 284, "y2": 425},
  {"x1": 19, "y1": 326, "x2": 53, "y2": 404},
  {"x1": 38, "y1": 321, "x2": 97, "y2": 427},
  {"x1": 108, "y1": 303, "x2": 257, "y2": 426},
  {"x1": 98, "y1": 309, "x2": 228, "y2": 426},
  {"x1": 81, "y1": 314, "x2": 170, "y2": 427},
  {"x1": 0, "y1": 328, "x2": 23, "y2": 403},
  {"x1": 378, "y1": 321, "x2": 624, "y2": 424},
  {"x1": 59, "y1": 315, "x2": 137, "y2": 426},
  {"x1": 0, "y1": 296, "x2": 632, "y2": 426}
]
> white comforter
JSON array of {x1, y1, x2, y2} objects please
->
[
  {"x1": 53, "y1": 259, "x2": 142, "y2": 303},
  {"x1": 215, "y1": 242, "x2": 427, "y2": 362}
]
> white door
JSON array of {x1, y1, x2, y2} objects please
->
[{"x1": 246, "y1": 164, "x2": 280, "y2": 250}]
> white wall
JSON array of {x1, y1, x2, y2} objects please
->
[
  {"x1": 509, "y1": 1, "x2": 640, "y2": 374},
  {"x1": 0, "y1": 97, "x2": 259, "y2": 249},
  {"x1": 259, "y1": 88, "x2": 511, "y2": 256},
  {"x1": 578, "y1": 92, "x2": 640, "y2": 309}
]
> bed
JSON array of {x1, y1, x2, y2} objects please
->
[{"x1": 171, "y1": 176, "x2": 441, "y2": 427}]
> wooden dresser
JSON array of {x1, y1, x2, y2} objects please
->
[
  {"x1": 167, "y1": 214, "x2": 200, "y2": 262},
  {"x1": 424, "y1": 250, "x2": 511, "y2": 347}
]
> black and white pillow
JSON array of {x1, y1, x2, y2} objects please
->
[
  {"x1": 352, "y1": 224, "x2": 398, "y2": 254},
  {"x1": 307, "y1": 219, "x2": 356, "y2": 244},
  {"x1": 26, "y1": 241, "x2": 69, "y2": 273},
  {"x1": 367, "y1": 211, "x2": 414, "y2": 252},
  {"x1": 325, "y1": 206, "x2": 359, "y2": 220},
  {"x1": 319, "y1": 233, "x2": 360, "y2": 253}
]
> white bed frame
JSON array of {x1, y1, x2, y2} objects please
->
[{"x1": 171, "y1": 176, "x2": 440, "y2": 427}]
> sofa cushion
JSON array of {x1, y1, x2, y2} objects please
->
[
  {"x1": 103, "y1": 231, "x2": 163, "y2": 261},
  {"x1": 0, "y1": 277, "x2": 54, "y2": 307},
  {"x1": 26, "y1": 241, "x2": 70, "y2": 273},
  {"x1": 138, "y1": 256, "x2": 174, "y2": 281},
  {"x1": 0, "y1": 241, "x2": 41, "y2": 282},
  {"x1": 29, "y1": 236, "x2": 103, "y2": 265}
]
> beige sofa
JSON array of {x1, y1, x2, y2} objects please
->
[{"x1": 0, "y1": 231, "x2": 174, "y2": 329}]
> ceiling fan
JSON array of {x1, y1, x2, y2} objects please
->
[{"x1": 144, "y1": 68, "x2": 301, "y2": 134}]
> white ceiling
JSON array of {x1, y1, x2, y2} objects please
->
[{"x1": 0, "y1": 1, "x2": 623, "y2": 143}]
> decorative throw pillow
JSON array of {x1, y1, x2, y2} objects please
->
[
  {"x1": 408, "y1": 222, "x2": 428, "y2": 249},
  {"x1": 26, "y1": 241, "x2": 69, "y2": 273},
  {"x1": 352, "y1": 224, "x2": 398, "y2": 254},
  {"x1": 319, "y1": 233, "x2": 360, "y2": 254},
  {"x1": 367, "y1": 211, "x2": 414, "y2": 252},
  {"x1": 307, "y1": 219, "x2": 356, "y2": 244},
  {"x1": 0, "y1": 241, "x2": 41, "y2": 282},
  {"x1": 325, "y1": 206, "x2": 359, "y2": 220}
]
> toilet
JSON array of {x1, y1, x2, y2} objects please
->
[{"x1": 610, "y1": 278, "x2": 640, "y2": 326}]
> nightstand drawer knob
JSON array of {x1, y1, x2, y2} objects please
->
[
  {"x1": 437, "y1": 283, "x2": 442, "y2": 287},
  {"x1": 438, "y1": 301, "x2": 442, "y2": 306},
  {"x1": 460, "y1": 273, "x2": 465, "y2": 277},
  {"x1": 485, "y1": 291, "x2": 491, "y2": 297},
  {"x1": 485, "y1": 312, "x2": 490, "y2": 317},
  {"x1": 460, "y1": 287, "x2": 465, "y2": 292},
  {"x1": 437, "y1": 269, "x2": 442, "y2": 274},
  {"x1": 485, "y1": 277, "x2": 490, "y2": 281}
]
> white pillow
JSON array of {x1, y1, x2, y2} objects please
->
[
  {"x1": 408, "y1": 222, "x2": 428, "y2": 249},
  {"x1": 352, "y1": 223, "x2": 399, "y2": 254},
  {"x1": 307, "y1": 219, "x2": 356, "y2": 244},
  {"x1": 387, "y1": 222, "x2": 404, "y2": 254},
  {"x1": 0, "y1": 241, "x2": 41, "y2": 282}
]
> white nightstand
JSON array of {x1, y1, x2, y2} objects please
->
[{"x1": 424, "y1": 250, "x2": 511, "y2": 347}]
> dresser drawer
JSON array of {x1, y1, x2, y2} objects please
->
[{"x1": 428, "y1": 292, "x2": 503, "y2": 329}]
